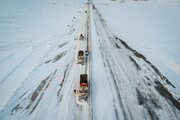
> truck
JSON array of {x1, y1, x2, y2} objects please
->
[
  {"x1": 79, "y1": 34, "x2": 84, "y2": 40},
  {"x1": 79, "y1": 74, "x2": 88, "y2": 100},
  {"x1": 74, "y1": 74, "x2": 88, "y2": 100},
  {"x1": 77, "y1": 50, "x2": 84, "y2": 65},
  {"x1": 85, "y1": 49, "x2": 88, "y2": 56}
]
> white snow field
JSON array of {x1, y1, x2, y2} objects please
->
[
  {"x1": 0, "y1": 0, "x2": 180, "y2": 120},
  {"x1": 92, "y1": 0, "x2": 180, "y2": 93}
]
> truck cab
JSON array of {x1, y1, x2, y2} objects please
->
[{"x1": 77, "y1": 50, "x2": 84, "y2": 65}]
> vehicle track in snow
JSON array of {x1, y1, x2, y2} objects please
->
[
  {"x1": 1, "y1": 1, "x2": 180, "y2": 120},
  {"x1": 86, "y1": 3, "x2": 93, "y2": 120},
  {"x1": 55, "y1": 3, "x2": 92, "y2": 120},
  {"x1": 91, "y1": 3, "x2": 180, "y2": 120},
  {"x1": 76, "y1": 3, "x2": 92, "y2": 120}
]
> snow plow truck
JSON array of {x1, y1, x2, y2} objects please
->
[
  {"x1": 79, "y1": 34, "x2": 84, "y2": 40},
  {"x1": 74, "y1": 74, "x2": 88, "y2": 101},
  {"x1": 77, "y1": 50, "x2": 84, "y2": 65}
]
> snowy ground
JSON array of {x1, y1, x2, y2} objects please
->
[
  {"x1": 92, "y1": 0, "x2": 180, "y2": 93},
  {"x1": 0, "y1": 0, "x2": 180, "y2": 120}
]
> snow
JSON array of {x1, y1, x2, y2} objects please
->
[
  {"x1": 91, "y1": 10, "x2": 116, "y2": 120},
  {"x1": 92, "y1": 0, "x2": 180, "y2": 93},
  {"x1": 0, "y1": 0, "x2": 180, "y2": 120},
  {"x1": 0, "y1": 0, "x2": 84, "y2": 112}
]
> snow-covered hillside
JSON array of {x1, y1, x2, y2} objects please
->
[{"x1": 0, "y1": 0, "x2": 180, "y2": 120}]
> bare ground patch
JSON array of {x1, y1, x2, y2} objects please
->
[
  {"x1": 53, "y1": 51, "x2": 67, "y2": 63},
  {"x1": 155, "y1": 81, "x2": 180, "y2": 110},
  {"x1": 129, "y1": 56, "x2": 140, "y2": 70},
  {"x1": 115, "y1": 36, "x2": 175, "y2": 88},
  {"x1": 29, "y1": 93, "x2": 44, "y2": 115},
  {"x1": 45, "y1": 70, "x2": 57, "y2": 90},
  {"x1": 19, "y1": 91, "x2": 29, "y2": 100},
  {"x1": 31, "y1": 75, "x2": 50, "y2": 103},
  {"x1": 57, "y1": 64, "x2": 69, "y2": 103},
  {"x1": 58, "y1": 42, "x2": 68, "y2": 49},
  {"x1": 25, "y1": 75, "x2": 50, "y2": 110},
  {"x1": 17, "y1": 70, "x2": 56, "y2": 114},
  {"x1": 45, "y1": 60, "x2": 51, "y2": 64},
  {"x1": 136, "y1": 89, "x2": 160, "y2": 120},
  {"x1": 11, "y1": 104, "x2": 23, "y2": 115}
]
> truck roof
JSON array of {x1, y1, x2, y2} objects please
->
[
  {"x1": 80, "y1": 74, "x2": 88, "y2": 84},
  {"x1": 78, "y1": 50, "x2": 84, "y2": 56}
]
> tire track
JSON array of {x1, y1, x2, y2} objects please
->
[{"x1": 92, "y1": 3, "x2": 180, "y2": 119}]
